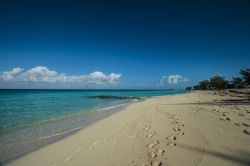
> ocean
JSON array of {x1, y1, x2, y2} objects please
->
[{"x1": 0, "y1": 89, "x2": 186, "y2": 164}]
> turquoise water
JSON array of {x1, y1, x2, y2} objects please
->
[{"x1": 0, "y1": 89, "x2": 186, "y2": 164}]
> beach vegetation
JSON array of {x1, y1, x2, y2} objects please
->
[
  {"x1": 198, "y1": 80, "x2": 210, "y2": 90},
  {"x1": 193, "y1": 85, "x2": 200, "y2": 90},
  {"x1": 230, "y1": 77, "x2": 243, "y2": 89},
  {"x1": 240, "y1": 69, "x2": 250, "y2": 85},
  {"x1": 187, "y1": 68, "x2": 250, "y2": 90},
  {"x1": 209, "y1": 76, "x2": 229, "y2": 90}
]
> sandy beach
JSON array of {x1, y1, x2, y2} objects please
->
[{"x1": 7, "y1": 91, "x2": 250, "y2": 166}]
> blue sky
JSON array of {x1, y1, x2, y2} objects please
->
[{"x1": 0, "y1": 0, "x2": 250, "y2": 89}]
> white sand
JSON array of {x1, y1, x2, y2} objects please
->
[{"x1": 7, "y1": 91, "x2": 250, "y2": 166}]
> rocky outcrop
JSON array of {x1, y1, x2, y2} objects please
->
[{"x1": 87, "y1": 95, "x2": 141, "y2": 100}]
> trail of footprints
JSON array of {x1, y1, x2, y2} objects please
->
[
  {"x1": 50, "y1": 104, "x2": 248, "y2": 166},
  {"x1": 53, "y1": 113, "x2": 146, "y2": 166},
  {"x1": 142, "y1": 112, "x2": 163, "y2": 166},
  {"x1": 232, "y1": 108, "x2": 250, "y2": 136},
  {"x1": 210, "y1": 104, "x2": 250, "y2": 136},
  {"x1": 141, "y1": 110, "x2": 185, "y2": 166},
  {"x1": 191, "y1": 102, "x2": 250, "y2": 136},
  {"x1": 50, "y1": 109, "x2": 187, "y2": 166},
  {"x1": 49, "y1": 125, "x2": 126, "y2": 165},
  {"x1": 49, "y1": 147, "x2": 84, "y2": 166},
  {"x1": 167, "y1": 113, "x2": 185, "y2": 147}
]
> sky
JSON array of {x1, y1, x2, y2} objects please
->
[{"x1": 0, "y1": 0, "x2": 250, "y2": 89}]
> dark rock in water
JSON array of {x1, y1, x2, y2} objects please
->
[{"x1": 87, "y1": 95, "x2": 141, "y2": 100}]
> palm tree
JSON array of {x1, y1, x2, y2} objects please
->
[
  {"x1": 198, "y1": 80, "x2": 210, "y2": 90},
  {"x1": 240, "y1": 69, "x2": 250, "y2": 85},
  {"x1": 210, "y1": 76, "x2": 229, "y2": 90},
  {"x1": 231, "y1": 77, "x2": 243, "y2": 89},
  {"x1": 193, "y1": 85, "x2": 200, "y2": 90}
]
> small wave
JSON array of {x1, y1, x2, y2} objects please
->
[
  {"x1": 97, "y1": 100, "x2": 138, "y2": 112},
  {"x1": 39, "y1": 100, "x2": 139, "y2": 139},
  {"x1": 40, "y1": 127, "x2": 82, "y2": 139}
]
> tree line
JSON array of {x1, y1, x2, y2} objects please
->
[{"x1": 186, "y1": 69, "x2": 250, "y2": 90}]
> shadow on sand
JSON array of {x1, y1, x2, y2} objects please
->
[
  {"x1": 163, "y1": 98, "x2": 250, "y2": 106},
  {"x1": 176, "y1": 143, "x2": 250, "y2": 165}
]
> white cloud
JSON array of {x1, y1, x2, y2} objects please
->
[
  {"x1": 0, "y1": 66, "x2": 122, "y2": 85},
  {"x1": 160, "y1": 74, "x2": 189, "y2": 84},
  {"x1": 0, "y1": 67, "x2": 23, "y2": 81}
]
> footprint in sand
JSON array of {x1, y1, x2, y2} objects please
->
[
  {"x1": 147, "y1": 140, "x2": 159, "y2": 148},
  {"x1": 166, "y1": 135, "x2": 177, "y2": 147},
  {"x1": 143, "y1": 124, "x2": 151, "y2": 131},
  {"x1": 173, "y1": 124, "x2": 180, "y2": 128},
  {"x1": 166, "y1": 136, "x2": 176, "y2": 141},
  {"x1": 173, "y1": 127, "x2": 182, "y2": 132},
  {"x1": 157, "y1": 149, "x2": 164, "y2": 156},
  {"x1": 243, "y1": 129, "x2": 250, "y2": 135},
  {"x1": 167, "y1": 143, "x2": 177, "y2": 147},
  {"x1": 177, "y1": 132, "x2": 185, "y2": 136},
  {"x1": 64, "y1": 155, "x2": 73, "y2": 162},
  {"x1": 173, "y1": 123, "x2": 184, "y2": 129},
  {"x1": 220, "y1": 117, "x2": 230, "y2": 121},
  {"x1": 235, "y1": 123, "x2": 242, "y2": 126},
  {"x1": 87, "y1": 141, "x2": 101, "y2": 151},
  {"x1": 242, "y1": 123, "x2": 250, "y2": 127},
  {"x1": 213, "y1": 109, "x2": 220, "y2": 113},
  {"x1": 128, "y1": 134, "x2": 138, "y2": 138},
  {"x1": 148, "y1": 152, "x2": 157, "y2": 160},
  {"x1": 151, "y1": 161, "x2": 161, "y2": 166},
  {"x1": 172, "y1": 121, "x2": 179, "y2": 125},
  {"x1": 238, "y1": 113, "x2": 245, "y2": 116},
  {"x1": 146, "y1": 132, "x2": 156, "y2": 138},
  {"x1": 131, "y1": 159, "x2": 139, "y2": 165},
  {"x1": 168, "y1": 116, "x2": 175, "y2": 120},
  {"x1": 245, "y1": 110, "x2": 250, "y2": 114}
]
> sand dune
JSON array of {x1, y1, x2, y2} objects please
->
[{"x1": 7, "y1": 91, "x2": 250, "y2": 166}]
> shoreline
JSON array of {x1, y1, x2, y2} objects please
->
[
  {"x1": 1, "y1": 99, "x2": 140, "y2": 165},
  {"x1": 6, "y1": 91, "x2": 250, "y2": 166}
]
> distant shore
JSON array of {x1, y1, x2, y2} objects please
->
[{"x1": 7, "y1": 90, "x2": 250, "y2": 166}]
